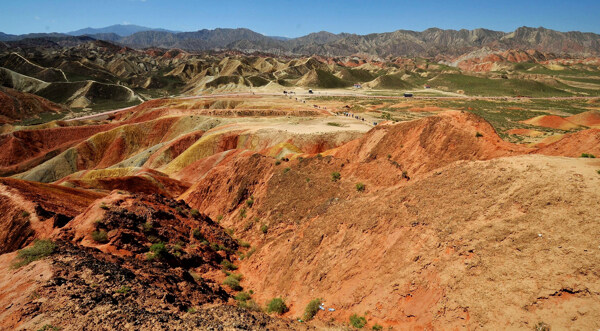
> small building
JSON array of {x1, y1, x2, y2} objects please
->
[{"x1": 424, "y1": 84, "x2": 431, "y2": 89}]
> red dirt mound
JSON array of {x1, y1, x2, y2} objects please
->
[
  {"x1": 535, "y1": 128, "x2": 600, "y2": 157},
  {"x1": 566, "y1": 110, "x2": 600, "y2": 127},
  {"x1": 60, "y1": 169, "x2": 191, "y2": 197},
  {"x1": 0, "y1": 122, "x2": 118, "y2": 176},
  {"x1": 332, "y1": 111, "x2": 531, "y2": 184},
  {"x1": 0, "y1": 86, "x2": 68, "y2": 124},
  {"x1": 521, "y1": 115, "x2": 581, "y2": 130},
  {"x1": 0, "y1": 178, "x2": 104, "y2": 253}
]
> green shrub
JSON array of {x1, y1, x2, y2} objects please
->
[
  {"x1": 581, "y1": 153, "x2": 596, "y2": 158},
  {"x1": 260, "y1": 224, "x2": 268, "y2": 234},
  {"x1": 246, "y1": 198, "x2": 254, "y2": 208},
  {"x1": 349, "y1": 314, "x2": 367, "y2": 328},
  {"x1": 175, "y1": 206, "x2": 185, "y2": 215},
  {"x1": 223, "y1": 274, "x2": 243, "y2": 291},
  {"x1": 372, "y1": 324, "x2": 383, "y2": 331},
  {"x1": 13, "y1": 240, "x2": 57, "y2": 268},
  {"x1": 217, "y1": 215, "x2": 224, "y2": 221},
  {"x1": 142, "y1": 222, "x2": 153, "y2": 232},
  {"x1": 116, "y1": 285, "x2": 131, "y2": 294},
  {"x1": 190, "y1": 209, "x2": 200, "y2": 217},
  {"x1": 20, "y1": 211, "x2": 30, "y2": 218},
  {"x1": 597, "y1": 169, "x2": 600, "y2": 175},
  {"x1": 475, "y1": 132, "x2": 483, "y2": 137},
  {"x1": 221, "y1": 259, "x2": 238, "y2": 271},
  {"x1": 99, "y1": 203, "x2": 109, "y2": 210},
  {"x1": 331, "y1": 172, "x2": 341, "y2": 182},
  {"x1": 246, "y1": 247, "x2": 256, "y2": 259},
  {"x1": 235, "y1": 291, "x2": 252, "y2": 302},
  {"x1": 283, "y1": 167, "x2": 291, "y2": 173},
  {"x1": 148, "y1": 242, "x2": 169, "y2": 260},
  {"x1": 37, "y1": 325, "x2": 60, "y2": 331},
  {"x1": 327, "y1": 122, "x2": 342, "y2": 127},
  {"x1": 534, "y1": 322, "x2": 550, "y2": 331},
  {"x1": 238, "y1": 299, "x2": 261, "y2": 311},
  {"x1": 91, "y1": 230, "x2": 109, "y2": 243},
  {"x1": 303, "y1": 298, "x2": 322, "y2": 321},
  {"x1": 266, "y1": 297, "x2": 288, "y2": 315},
  {"x1": 356, "y1": 183, "x2": 365, "y2": 192},
  {"x1": 275, "y1": 160, "x2": 281, "y2": 165},
  {"x1": 240, "y1": 208, "x2": 247, "y2": 219},
  {"x1": 192, "y1": 228, "x2": 204, "y2": 240},
  {"x1": 239, "y1": 240, "x2": 251, "y2": 248}
]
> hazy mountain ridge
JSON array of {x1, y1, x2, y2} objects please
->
[{"x1": 3, "y1": 26, "x2": 600, "y2": 57}]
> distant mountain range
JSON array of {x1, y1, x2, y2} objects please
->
[
  {"x1": 2, "y1": 25, "x2": 600, "y2": 58},
  {"x1": 67, "y1": 24, "x2": 179, "y2": 37}
]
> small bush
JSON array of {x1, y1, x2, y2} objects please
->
[
  {"x1": 13, "y1": 240, "x2": 57, "y2": 268},
  {"x1": 350, "y1": 314, "x2": 367, "y2": 328},
  {"x1": 246, "y1": 198, "x2": 254, "y2": 208},
  {"x1": 303, "y1": 298, "x2": 322, "y2": 321},
  {"x1": 260, "y1": 224, "x2": 268, "y2": 234},
  {"x1": 221, "y1": 259, "x2": 238, "y2": 271},
  {"x1": 306, "y1": 178, "x2": 310, "y2": 183},
  {"x1": 327, "y1": 122, "x2": 343, "y2": 127},
  {"x1": 235, "y1": 291, "x2": 252, "y2": 302},
  {"x1": 239, "y1": 240, "x2": 251, "y2": 248},
  {"x1": 356, "y1": 182, "x2": 365, "y2": 192},
  {"x1": 217, "y1": 215, "x2": 224, "y2": 221},
  {"x1": 190, "y1": 209, "x2": 200, "y2": 217},
  {"x1": 175, "y1": 206, "x2": 185, "y2": 215},
  {"x1": 331, "y1": 172, "x2": 341, "y2": 182},
  {"x1": 37, "y1": 325, "x2": 60, "y2": 331},
  {"x1": 223, "y1": 274, "x2": 243, "y2": 291},
  {"x1": 99, "y1": 203, "x2": 109, "y2": 210},
  {"x1": 275, "y1": 160, "x2": 281, "y2": 165},
  {"x1": 534, "y1": 322, "x2": 550, "y2": 331},
  {"x1": 142, "y1": 222, "x2": 153, "y2": 233},
  {"x1": 372, "y1": 324, "x2": 383, "y2": 331},
  {"x1": 266, "y1": 297, "x2": 289, "y2": 315},
  {"x1": 20, "y1": 211, "x2": 30, "y2": 218},
  {"x1": 116, "y1": 285, "x2": 131, "y2": 294},
  {"x1": 148, "y1": 242, "x2": 169, "y2": 260},
  {"x1": 283, "y1": 167, "x2": 291, "y2": 174},
  {"x1": 581, "y1": 153, "x2": 596, "y2": 158},
  {"x1": 187, "y1": 307, "x2": 197, "y2": 314},
  {"x1": 240, "y1": 208, "x2": 247, "y2": 219},
  {"x1": 238, "y1": 299, "x2": 261, "y2": 311},
  {"x1": 192, "y1": 228, "x2": 204, "y2": 240},
  {"x1": 597, "y1": 169, "x2": 600, "y2": 175},
  {"x1": 475, "y1": 132, "x2": 483, "y2": 138},
  {"x1": 246, "y1": 247, "x2": 256, "y2": 259},
  {"x1": 91, "y1": 230, "x2": 109, "y2": 243}
]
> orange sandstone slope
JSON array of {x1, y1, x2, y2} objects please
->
[
  {"x1": 0, "y1": 178, "x2": 104, "y2": 253},
  {"x1": 179, "y1": 111, "x2": 600, "y2": 330}
]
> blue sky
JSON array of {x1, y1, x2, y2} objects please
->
[{"x1": 1, "y1": 0, "x2": 599, "y2": 37}]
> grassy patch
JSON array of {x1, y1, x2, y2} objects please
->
[
  {"x1": 303, "y1": 298, "x2": 322, "y2": 321},
  {"x1": 349, "y1": 314, "x2": 367, "y2": 328},
  {"x1": 266, "y1": 297, "x2": 289, "y2": 315},
  {"x1": 91, "y1": 230, "x2": 109, "y2": 243},
  {"x1": 13, "y1": 240, "x2": 57, "y2": 268},
  {"x1": 223, "y1": 273, "x2": 243, "y2": 291}
]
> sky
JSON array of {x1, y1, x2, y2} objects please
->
[{"x1": 1, "y1": 0, "x2": 600, "y2": 37}]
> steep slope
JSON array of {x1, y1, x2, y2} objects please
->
[
  {"x1": 0, "y1": 86, "x2": 69, "y2": 124},
  {"x1": 0, "y1": 177, "x2": 104, "y2": 253}
]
